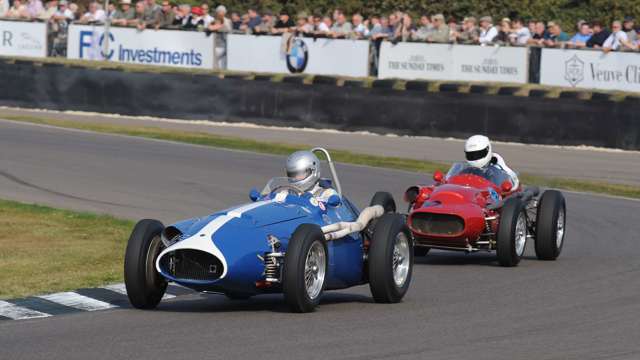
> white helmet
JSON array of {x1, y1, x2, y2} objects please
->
[
  {"x1": 286, "y1": 150, "x2": 321, "y2": 192},
  {"x1": 464, "y1": 135, "x2": 493, "y2": 168}
]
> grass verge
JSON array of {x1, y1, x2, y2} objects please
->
[
  {"x1": 0, "y1": 199, "x2": 133, "y2": 299},
  {"x1": 4, "y1": 115, "x2": 640, "y2": 200}
]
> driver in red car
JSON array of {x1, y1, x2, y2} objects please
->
[{"x1": 464, "y1": 135, "x2": 520, "y2": 189}]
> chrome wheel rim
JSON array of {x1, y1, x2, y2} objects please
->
[
  {"x1": 392, "y1": 233, "x2": 410, "y2": 287},
  {"x1": 515, "y1": 213, "x2": 527, "y2": 257},
  {"x1": 556, "y1": 208, "x2": 565, "y2": 248},
  {"x1": 304, "y1": 242, "x2": 326, "y2": 300}
]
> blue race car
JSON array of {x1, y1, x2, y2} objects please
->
[{"x1": 124, "y1": 148, "x2": 413, "y2": 312}]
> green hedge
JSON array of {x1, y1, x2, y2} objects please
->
[{"x1": 204, "y1": 0, "x2": 638, "y2": 32}]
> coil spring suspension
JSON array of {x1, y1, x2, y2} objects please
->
[
  {"x1": 264, "y1": 255, "x2": 279, "y2": 279},
  {"x1": 258, "y1": 235, "x2": 284, "y2": 283}
]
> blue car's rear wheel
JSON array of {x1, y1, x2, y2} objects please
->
[
  {"x1": 368, "y1": 213, "x2": 413, "y2": 303},
  {"x1": 283, "y1": 224, "x2": 327, "y2": 313},
  {"x1": 124, "y1": 219, "x2": 168, "y2": 309}
]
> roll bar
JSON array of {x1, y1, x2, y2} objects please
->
[{"x1": 311, "y1": 147, "x2": 342, "y2": 196}]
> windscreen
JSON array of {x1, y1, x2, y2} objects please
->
[{"x1": 446, "y1": 162, "x2": 512, "y2": 187}]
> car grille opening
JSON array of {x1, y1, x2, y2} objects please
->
[
  {"x1": 160, "y1": 249, "x2": 223, "y2": 281},
  {"x1": 410, "y1": 213, "x2": 465, "y2": 236}
]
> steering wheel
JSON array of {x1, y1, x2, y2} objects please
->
[{"x1": 270, "y1": 184, "x2": 305, "y2": 196}]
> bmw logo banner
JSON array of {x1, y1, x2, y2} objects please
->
[{"x1": 286, "y1": 38, "x2": 309, "y2": 73}]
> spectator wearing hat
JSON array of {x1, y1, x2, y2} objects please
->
[
  {"x1": 478, "y1": 16, "x2": 497, "y2": 44},
  {"x1": 602, "y1": 20, "x2": 637, "y2": 52},
  {"x1": 542, "y1": 21, "x2": 569, "y2": 47},
  {"x1": 427, "y1": 13, "x2": 449, "y2": 43},
  {"x1": 456, "y1": 17, "x2": 480, "y2": 44},
  {"x1": 586, "y1": 21, "x2": 610, "y2": 48},
  {"x1": 568, "y1": 22, "x2": 591, "y2": 48},
  {"x1": 295, "y1": 13, "x2": 314, "y2": 34},
  {"x1": 623, "y1": 17, "x2": 638, "y2": 43},
  {"x1": 111, "y1": 0, "x2": 134, "y2": 26}
]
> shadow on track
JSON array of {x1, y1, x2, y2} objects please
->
[{"x1": 156, "y1": 292, "x2": 374, "y2": 314}]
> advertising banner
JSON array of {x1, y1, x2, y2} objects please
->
[
  {"x1": 67, "y1": 24, "x2": 215, "y2": 69},
  {"x1": 226, "y1": 34, "x2": 370, "y2": 77},
  {"x1": 540, "y1": 48, "x2": 640, "y2": 92},
  {"x1": 0, "y1": 20, "x2": 47, "y2": 58},
  {"x1": 378, "y1": 42, "x2": 529, "y2": 83}
]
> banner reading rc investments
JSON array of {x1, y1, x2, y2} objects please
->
[
  {"x1": 67, "y1": 24, "x2": 215, "y2": 69},
  {"x1": 378, "y1": 42, "x2": 529, "y2": 83},
  {"x1": 540, "y1": 48, "x2": 640, "y2": 92},
  {"x1": 0, "y1": 20, "x2": 47, "y2": 58}
]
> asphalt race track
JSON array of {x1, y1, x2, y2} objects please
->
[{"x1": 1, "y1": 120, "x2": 639, "y2": 360}]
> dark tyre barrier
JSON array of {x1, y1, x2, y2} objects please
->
[
  {"x1": 404, "y1": 80, "x2": 431, "y2": 91},
  {"x1": 0, "y1": 60, "x2": 638, "y2": 150},
  {"x1": 590, "y1": 92, "x2": 612, "y2": 101},
  {"x1": 559, "y1": 91, "x2": 586, "y2": 99},
  {"x1": 342, "y1": 80, "x2": 365, "y2": 88},
  {"x1": 312, "y1": 75, "x2": 338, "y2": 85},
  {"x1": 253, "y1": 74, "x2": 273, "y2": 81},
  {"x1": 528, "y1": 89, "x2": 550, "y2": 97},
  {"x1": 469, "y1": 85, "x2": 490, "y2": 94},
  {"x1": 282, "y1": 76, "x2": 306, "y2": 84},
  {"x1": 439, "y1": 83, "x2": 461, "y2": 92},
  {"x1": 497, "y1": 87, "x2": 520, "y2": 96},
  {"x1": 371, "y1": 79, "x2": 396, "y2": 89}
]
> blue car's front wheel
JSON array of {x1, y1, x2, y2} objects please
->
[
  {"x1": 283, "y1": 224, "x2": 327, "y2": 313},
  {"x1": 124, "y1": 219, "x2": 168, "y2": 309}
]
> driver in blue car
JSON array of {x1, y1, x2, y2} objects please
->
[
  {"x1": 464, "y1": 135, "x2": 520, "y2": 189},
  {"x1": 285, "y1": 150, "x2": 338, "y2": 202}
]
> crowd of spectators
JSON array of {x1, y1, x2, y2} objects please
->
[{"x1": 2, "y1": 0, "x2": 640, "y2": 54}]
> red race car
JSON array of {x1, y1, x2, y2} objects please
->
[{"x1": 404, "y1": 163, "x2": 566, "y2": 267}]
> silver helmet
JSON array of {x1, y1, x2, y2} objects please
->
[{"x1": 286, "y1": 150, "x2": 321, "y2": 192}]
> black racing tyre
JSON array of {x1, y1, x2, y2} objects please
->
[
  {"x1": 370, "y1": 191, "x2": 397, "y2": 213},
  {"x1": 283, "y1": 224, "x2": 327, "y2": 313},
  {"x1": 414, "y1": 246, "x2": 430, "y2": 257},
  {"x1": 535, "y1": 190, "x2": 566, "y2": 260},
  {"x1": 496, "y1": 197, "x2": 527, "y2": 267},
  {"x1": 368, "y1": 213, "x2": 413, "y2": 303},
  {"x1": 124, "y1": 219, "x2": 168, "y2": 309}
]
